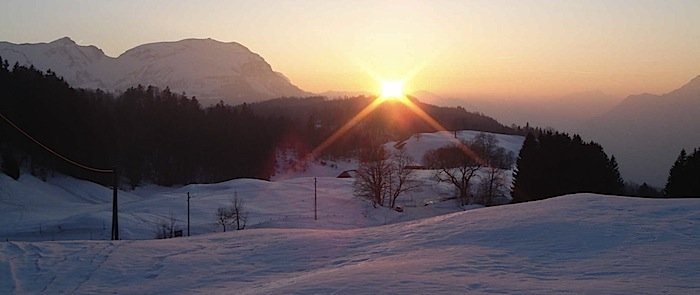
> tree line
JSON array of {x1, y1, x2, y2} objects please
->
[
  {"x1": 665, "y1": 148, "x2": 700, "y2": 197},
  {"x1": 511, "y1": 131, "x2": 624, "y2": 203},
  {"x1": 0, "y1": 60, "x2": 285, "y2": 186}
]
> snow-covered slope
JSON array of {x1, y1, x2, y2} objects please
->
[
  {"x1": 0, "y1": 172, "x2": 464, "y2": 241},
  {"x1": 0, "y1": 37, "x2": 111, "y2": 90},
  {"x1": 0, "y1": 37, "x2": 311, "y2": 105},
  {"x1": 384, "y1": 130, "x2": 524, "y2": 166},
  {"x1": 2, "y1": 194, "x2": 699, "y2": 294},
  {"x1": 273, "y1": 130, "x2": 525, "y2": 180}
]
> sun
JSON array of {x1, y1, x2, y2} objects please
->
[{"x1": 380, "y1": 80, "x2": 405, "y2": 98}]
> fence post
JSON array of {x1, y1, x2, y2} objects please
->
[
  {"x1": 187, "y1": 192, "x2": 191, "y2": 236},
  {"x1": 111, "y1": 168, "x2": 119, "y2": 240}
]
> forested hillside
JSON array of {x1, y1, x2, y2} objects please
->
[
  {"x1": 0, "y1": 59, "x2": 515, "y2": 187},
  {"x1": 0, "y1": 61, "x2": 284, "y2": 186}
]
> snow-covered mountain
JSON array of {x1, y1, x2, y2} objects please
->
[
  {"x1": 580, "y1": 75, "x2": 700, "y2": 186},
  {"x1": 0, "y1": 37, "x2": 311, "y2": 105},
  {"x1": 0, "y1": 37, "x2": 110, "y2": 89}
]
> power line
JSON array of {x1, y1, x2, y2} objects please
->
[
  {"x1": 0, "y1": 111, "x2": 120, "y2": 240},
  {"x1": 0, "y1": 111, "x2": 113, "y2": 173}
]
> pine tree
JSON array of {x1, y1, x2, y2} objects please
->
[
  {"x1": 665, "y1": 148, "x2": 700, "y2": 197},
  {"x1": 511, "y1": 132, "x2": 539, "y2": 203},
  {"x1": 665, "y1": 149, "x2": 688, "y2": 197},
  {"x1": 636, "y1": 182, "x2": 660, "y2": 197},
  {"x1": 606, "y1": 155, "x2": 624, "y2": 195}
]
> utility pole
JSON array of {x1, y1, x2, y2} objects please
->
[
  {"x1": 187, "y1": 192, "x2": 191, "y2": 237},
  {"x1": 314, "y1": 177, "x2": 317, "y2": 220},
  {"x1": 0, "y1": 112, "x2": 120, "y2": 240},
  {"x1": 111, "y1": 168, "x2": 119, "y2": 240}
]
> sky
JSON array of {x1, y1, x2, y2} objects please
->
[{"x1": 1, "y1": 0, "x2": 699, "y2": 98}]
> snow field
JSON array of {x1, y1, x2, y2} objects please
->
[
  {"x1": 0, "y1": 171, "x2": 467, "y2": 241},
  {"x1": 2, "y1": 194, "x2": 699, "y2": 294}
]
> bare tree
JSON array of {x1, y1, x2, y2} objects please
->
[
  {"x1": 354, "y1": 146, "x2": 417, "y2": 208},
  {"x1": 477, "y1": 149, "x2": 514, "y2": 205},
  {"x1": 386, "y1": 149, "x2": 419, "y2": 208},
  {"x1": 231, "y1": 196, "x2": 248, "y2": 230},
  {"x1": 424, "y1": 133, "x2": 516, "y2": 206},
  {"x1": 472, "y1": 133, "x2": 515, "y2": 205},
  {"x1": 155, "y1": 212, "x2": 179, "y2": 239},
  {"x1": 355, "y1": 147, "x2": 391, "y2": 207},
  {"x1": 215, "y1": 195, "x2": 248, "y2": 232},
  {"x1": 215, "y1": 207, "x2": 233, "y2": 232},
  {"x1": 470, "y1": 132, "x2": 499, "y2": 159},
  {"x1": 424, "y1": 142, "x2": 483, "y2": 206}
]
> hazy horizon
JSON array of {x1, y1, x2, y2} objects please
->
[{"x1": 2, "y1": 0, "x2": 699, "y2": 100}]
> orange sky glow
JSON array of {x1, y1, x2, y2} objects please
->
[{"x1": 2, "y1": 0, "x2": 699, "y2": 99}]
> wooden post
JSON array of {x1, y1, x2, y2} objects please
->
[
  {"x1": 187, "y1": 192, "x2": 191, "y2": 236},
  {"x1": 314, "y1": 177, "x2": 317, "y2": 220},
  {"x1": 111, "y1": 168, "x2": 119, "y2": 240}
]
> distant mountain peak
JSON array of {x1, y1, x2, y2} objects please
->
[
  {"x1": 50, "y1": 37, "x2": 76, "y2": 45},
  {"x1": 667, "y1": 74, "x2": 700, "y2": 97},
  {"x1": 681, "y1": 74, "x2": 700, "y2": 89},
  {"x1": 590, "y1": 74, "x2": 700, "y2": 186},
  {"x1": 120, "y1": 38, "x2": 252, "y2": 54}
]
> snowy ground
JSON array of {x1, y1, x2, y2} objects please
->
[
  {"x1": 3, "y1": 130, "x2": 699, "y2": 293},
  {"x1": 2, "y1": 194, "x2": 699, "y2": 294},
  {"x1": 0, "y1": 170, "x2": 468, "y2": 242}
]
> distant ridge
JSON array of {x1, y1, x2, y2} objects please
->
[
  {"x1": 582, "y1": 75, "x2": 700, "y2": 186},
  {"x1": 0, "y1": 37, "x2": 312, "y2": 105},
  {"x1": 319, "y1": 90, "x2": 374, "y2": 98}
]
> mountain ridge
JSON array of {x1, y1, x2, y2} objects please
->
[
  {"x1": 582, "y1": 74, "x2": 700, "y2": 186},
  {"x1": 0, "y1": 37, "x2": 312, "y2": 104}
]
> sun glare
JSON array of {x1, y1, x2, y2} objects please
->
[
  {"x1": 286, "y1": 74, "x2": 482, "y2": 176},
  {"x1": 380, "y1": 80, "x2": 405, "y2": 98}
]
